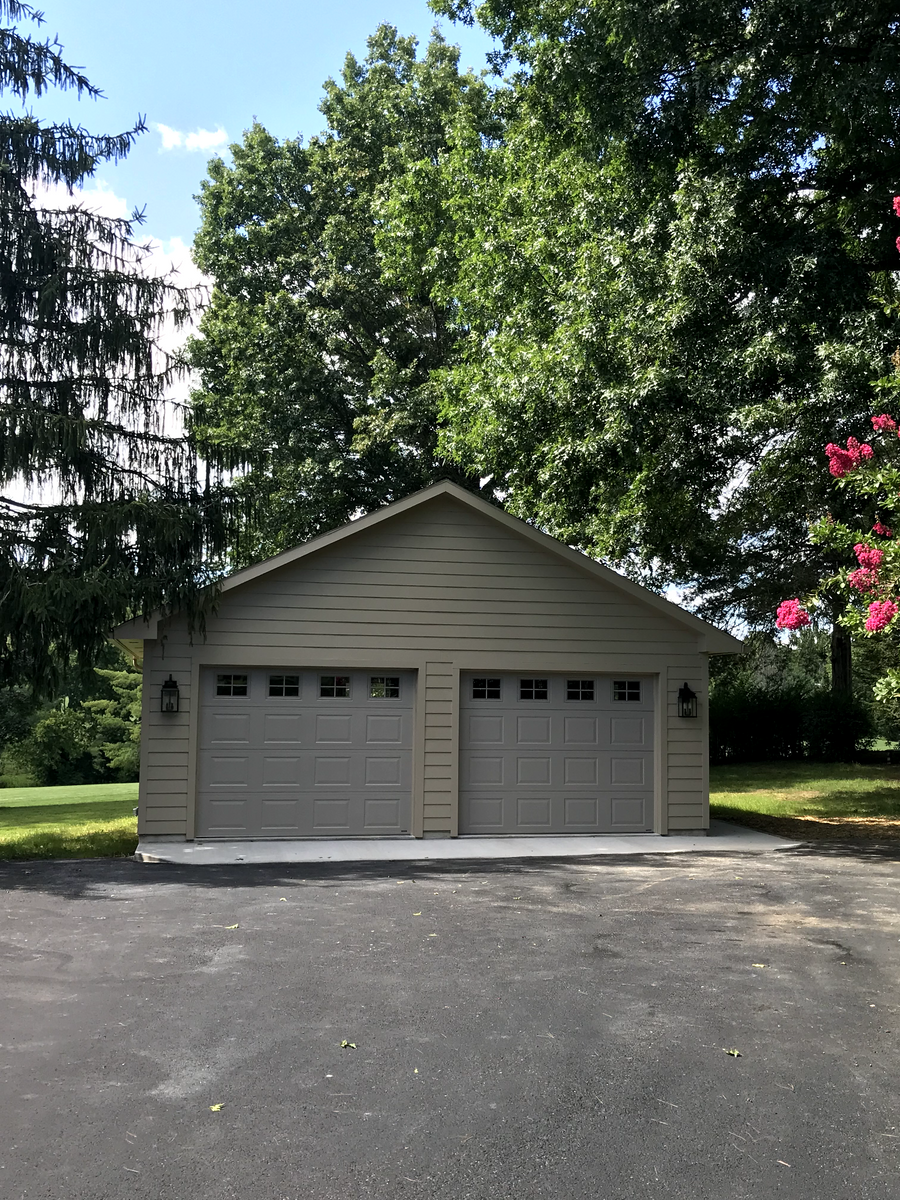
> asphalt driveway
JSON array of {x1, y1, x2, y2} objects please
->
[{"x1": 1, "y1": 844, "x2": 898, "y2": 1200}]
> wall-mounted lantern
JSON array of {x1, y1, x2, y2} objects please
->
[
  {"x1": 677, "y1": 682, "x2": 698, "y2": 719},
  {"x1": 161, "y1": 675, "x2": 180, "y2": 713}
]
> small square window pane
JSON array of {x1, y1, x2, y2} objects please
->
[
  {"x1": 520, "y1": 678, "x2": 549, "y2": 701},
  {"x1": 613, "y1": 680, "x2": 641, "y2": 702},
  {"x1": 472, "y1": 677, "x2": 501, "y2": 700},
  {"x1": 370, "y1": 676, "x2": 400, "y2": 699},
  {"x1": 320, "y1": 675, "x2": 351, "y2": 698},
  {"x1": 567, "y1": 679, "x2": 595, "y2": 701},
  {"x1": 216, "y1": 673, "x2": 248, "y2": 697},
  {"x1": 269, "y1": 674, "x2": 300, "y2": 697}
]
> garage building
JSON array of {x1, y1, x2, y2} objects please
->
[{"x1": 114, "y1": 481, "x2": 741, "y2": 842}]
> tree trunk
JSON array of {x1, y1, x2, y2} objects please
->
[
  {"x1": 830, "y1": 624, "x2": 852, "y2": 697},
  {"x1": 828, "y1": 623, "x2": 856, "y2": 762}
]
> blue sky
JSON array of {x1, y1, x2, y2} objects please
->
[{"x1": 26, "y1": 0, "x2": 496, "y2": 248}]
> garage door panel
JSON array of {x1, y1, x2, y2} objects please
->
[
  {"x1": 198, "y1": 669, "x2": 413, "y2": 837},
  {"x1": 315, "y1": 714, "x2": 353, "y2": 743},
  {"x1": 564, "y1": 796, "x2": 599, "y2": 826},
  {"x1": 517, "y1": 756, "x2": 551, "y2": 784},
  {"x1": 204, "y1": 797, "x2": 256, "y2": 836},
  {"x1": 517, "y1": 796, "x2": 552, "y2": 826},
  {"x1": 364, "y1": 798, "x2": 402, "y2": 828},
  {"x1": 460, "y1": 673, "x2": 654, "y2": 834},
  {"x1": 466, "y1": 756, "x2": 504, "y2": 785},
  {"x1": 263, "y1": 713, "x2": 304, "y2": 743},
  {"x1": 208, "y1": 713, "x2": 252, "y2": 743},
  {"x1": 468, "y1": 715, "x2": 505, "y2": 744},
  {"x1": 517, "y1": 716, "x2": 551, "y2": 744},
  {"x1": 314, "y1": 755, "x2": 352, "y2": 785},
  {"x1": 313, "y1": 799, "x2": 351, "y2": 830},
  {"x1": 258, "y1": 800, "x2": 301, "y2": 834},
  {"x1": 611, "y1": 797, "x2": 647, "y2": 827},
  {"x1": 564, "y1": 716, "x2": 598, "y2": 744},
  {"x1": 610, "y1": 717, "x2": 646, "y2": 745},
  {"x1": 462, "y1": 795, "x2": 504, "y2": 830},
  {"x1": 364, "y1": 756, "x2": 402, "y2": 785},
  {"x1": 611, "y1": 756, "x2": 645, "y2": 785},
  {"x1": 206, "y1": 755, "x2": 250, "y2": 788},
  {"x1": 366, "y1": 714, "x2": 403, "y2": 743},
  {"x1": 261, "y1": 756, "x2": 302, "y2": 787},
  {"x1": 564, "y1": 757, "x2": 598, "y2": 785}
]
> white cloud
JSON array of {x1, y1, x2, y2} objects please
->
[
  {"x1": 155, "y1": 123, "x2": 227, "y2": 153},
  {"x1": 156, "y1": 122, "x2": 184, "y2": 151}
]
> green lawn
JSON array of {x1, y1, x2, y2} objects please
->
[
  {"x1": 710, "y1": 761, "x2": 900, "y2": 837},
  {"x1": 1, "y1": 765, "x2": 897, "y2": 861},
  {"x1": 0, "y1": 782, "x2": 139, "y2": 860}
]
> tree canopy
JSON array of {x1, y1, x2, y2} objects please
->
[
  {"x1": 0, "y1": 0, "x2": 234, "y2": 691},
  {"x1": 188, "y1": 26, "x2": 500, "y2": 561},
  {"x1": 396, "y1": 0, "x2": 900, "y2": 641}
]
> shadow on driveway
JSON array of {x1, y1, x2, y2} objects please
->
[{"x1": 1, "y1": 836, "x2": 898, "y2": 900}]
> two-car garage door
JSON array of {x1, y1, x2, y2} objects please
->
[
  {"x1": 196, "y1": 668, "x2": 654, "y2": 838},
  {"x1": 459, "y1": 673, "x2": 654, "y2": 834}
]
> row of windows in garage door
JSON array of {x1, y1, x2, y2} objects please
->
[{"x1": 211, "y1": 674, "x2": 645, "y2": 704}]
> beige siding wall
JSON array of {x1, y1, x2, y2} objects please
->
[
  {"x1": 138, "y1": 650, "x2": 192, "y2": 837},
  {"x1": 138, "y1": 495, "x2": 710, "y2": 837},
  {"x1": 664, "y1": 662, "x2": 708, "y2": 832},
  {"x1": 423, "y1": 662, "x2": 456, "y2": 835}
]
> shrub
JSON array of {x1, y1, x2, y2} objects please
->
[
  {"x1": 710, "y1": 683, "x2": 873, "y2": 763},
  {"x1": 10, "y1": 704, "x2": 100, "y2": 785}
]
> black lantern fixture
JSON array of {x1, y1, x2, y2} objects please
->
[
  {"x1": 677, "y1": 682, "x2": 698, "y2": 719},
  {"x1": 161, "y1": 675, "x2": 180, "y2": 713}
]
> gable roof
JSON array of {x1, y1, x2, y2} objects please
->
[{"x1": 113, "y1": 480, "x2": 742, "y2": 655}]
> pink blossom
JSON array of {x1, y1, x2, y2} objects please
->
[
  {"x1": 871, "y1": 414, "x2": 897, "y2": 433},
  {"x1": 848, "y1": 567, "x2": 879, "y2": 592},
  {"x1": 825, "y1": 438, "x2": 874, "y2": 477},
  {"x1": 825, "y1": 444, "x2": 854, "y2": 477},
  {"x1": 776, "y1": 599, "x2": 811, "y2": 630},
  {"x1": 896, "y1": 236, "x2": 900, "y2": 254},
  {"x1": 847, "y1": 437, "x2": 874, "y2": 461},
  {"x1": 854, "y1": 543, "x2": 885, "y2": 570},
  {"x1": 873, "y1": 521, "x2": 893, "y2": 537},
  {"x1": 865, "y1": 600, "x2": 898, "y2": 632},
  {"x1": 894, "y1": 196, "x2": 900, "y2": 219}
]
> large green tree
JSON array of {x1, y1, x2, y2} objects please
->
[
  {"x1": 0, "y1": 1, "x2": 233, "y2": 691},
  {"x1": 398, "y1": 0, "x2": 900, "y2": 661},
  {"x1": 188, "y1": 26, "x2": 500, "y2": 561}
]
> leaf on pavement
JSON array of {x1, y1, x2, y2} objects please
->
[
  {"x1": 340, "y1": 1040, "x2": 356, "y2": 1049},
  {"x1": 209, "y1": 1103, "x2": 224, "y2": 1111},
  {"x1": 723, "y1": 1048, "x2": 742, "y2": 1057}
]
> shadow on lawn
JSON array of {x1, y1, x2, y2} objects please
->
[
  {"x1": 714, "y1": 808, "x2": 900, "y2": 840},
  {"x1": 713, "y1": 787, "x2": 900, "y2": 819}
]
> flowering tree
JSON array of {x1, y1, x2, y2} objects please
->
[
  {"x1": 778, "y1": 417, "x2": 900, "y2": 630},
  {"x1": 777, "y1": 195, "x2": 900, "y2": 706}
]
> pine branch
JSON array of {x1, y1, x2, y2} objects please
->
[{"x1": 0, "y1": 27, "x2": 100, "y2": 102}]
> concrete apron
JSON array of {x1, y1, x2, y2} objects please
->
[{"x1": 134, "y1": 819, "x2": 799, "y2": 865}]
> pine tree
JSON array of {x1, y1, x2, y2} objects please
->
[{"x1": 0, "y1": 1, "x2": 233, "y2": 691}]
